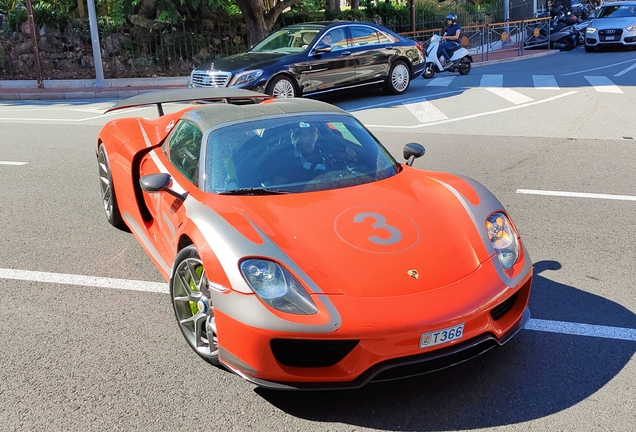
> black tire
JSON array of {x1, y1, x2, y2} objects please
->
[
  {"x1": 564, "y1": 36, "x2": 575, "y2": 51},
  {"x1": 265, "y1": 75, "x2": 297, "y2": 98},
  {"x1": 384, "y1": 60, "x2": 410, "y2": 95},
  {"x1": 458, "y1": 58, "x2": 471, "y2": 76},
  {"x1": 422, "y1": 62, "x2": 435, "y2": 79},
  {"x1": 170, "y1": 245, "x2": 220, "y2": 366},
  {"x1": 97, "y1": 143, "x2": 126, "y2": 230}
]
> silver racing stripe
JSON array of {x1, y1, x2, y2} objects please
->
[
  {"x1": 184, "y1": 198, "x2": 342, "y2": 333},
  {"x1": 123, "y1": 211, "x2": 171, "y2": 275},
  {"x1": 431, "y1": 176, "x2": 533, "y2": 286}
]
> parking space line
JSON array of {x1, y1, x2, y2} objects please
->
[
  {"x1": 0, "y1": 268, "x2": 168, "y2": 294},
  {"x1": 0, "y1": 161, "x2": 28, "y2": 165},
  {"x1": 614, "y1": 62, "x2": 636, "y2": 77},
  {"x1": 525, "y1": 318, "x2": 636, "y2": 341},
  {"x1": 1, "y1": 268, "x2": 634, "y2": 342},
  {"x1": 517, "y1": 189, "x2": 636, "y2": 201}
]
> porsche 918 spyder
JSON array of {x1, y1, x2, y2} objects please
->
[{"x1": 97, "y1": 88, "x2": 533, "y2": 390}]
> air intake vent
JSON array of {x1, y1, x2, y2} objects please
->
[
  {"x1": 270, "y1": 339, "x2": 359, "y2": 368},
  {"x1": 490, "y1": 292, "x2": 519, "y2": 321}
]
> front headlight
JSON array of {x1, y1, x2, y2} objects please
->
[
  {"x1": 485, "y1": 212, "x2": 519, "y2": 270},
  {"x1": 586, "y1": 27, "x2": 596, "y2": 33},
  {"x1": 626, "y1": 26, "x2": 636, "y2": 32},
  {"x1": 230, "y1": 69, "x2": 264, "y2": 86},
  {"x1": 240, "y1": 259, "x2": 318, "y2": 315}
]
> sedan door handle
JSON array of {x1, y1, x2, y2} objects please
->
[
  {"x1": 385, "y1": 46, "x2": 395, "y2": 50},
  {"x1": 341, "y1": 51, "x2": 352, "y2": 56}
]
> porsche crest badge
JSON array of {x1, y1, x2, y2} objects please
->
[{"x1": 407, "y1": 269, "x2": 419, "y2": 279}]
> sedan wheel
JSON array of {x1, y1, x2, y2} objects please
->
[
  {"x1": 266, "y1": 76, "x2": 296, "y2": 98},
  {"x1": 170, "y1": 246, "x2": 220, "y2": 365},
  {"x1": 97, "y1": 144, "x2": 126, "y2": 229},
  {"x1": 385, "y1": 61, "x2": 410, "y2": 95}
]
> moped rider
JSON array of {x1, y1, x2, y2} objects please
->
[{"x1": 438, "y1": 13, "x2": 462, "y2": 68}]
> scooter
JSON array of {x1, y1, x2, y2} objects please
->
[{"x1": 422, "y1": 34, "x2": 472, "y2": 79}]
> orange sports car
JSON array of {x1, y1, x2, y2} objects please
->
[{"x1": 97, "y1": 88, "x2": 533, "y2": 390}]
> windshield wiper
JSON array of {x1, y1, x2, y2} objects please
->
[{"x1": 217, "y1": 187, "x2": 290, "y2": 195}]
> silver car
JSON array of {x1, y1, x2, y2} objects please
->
[{"x1": 585, "y1": 1, "x2": 636, "y2": 51}]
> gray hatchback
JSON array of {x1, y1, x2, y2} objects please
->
[{"x1": 585, "y1": 1, "x2": 636, "y2": 51}]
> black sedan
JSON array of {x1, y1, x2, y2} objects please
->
[{"x1": 188, "y1": 21, "x2": 426, "y2": 98}]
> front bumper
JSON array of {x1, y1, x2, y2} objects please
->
[
  {"x1": 585, "y1": 28, "x2": 636, "y2": 46},
  {"x1": 212, "y1": 258, "x2": 533, "y2": 390}
]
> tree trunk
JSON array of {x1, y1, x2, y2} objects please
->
[
  {"x1": 236, "y1": 0, "x2": 300, "y2": 47},
  {"x1": 325, "y1": 0, "x2": 335, "y2": 12},
  {"x1": 77, "y1": 0, "x2": 86, "y2": 18},
  {"x1": 139, "y1": 0, "x2": 157, "y2": 19},
  {"x1": 351, "y1": 0, "x2": 360, "y2": 10}
]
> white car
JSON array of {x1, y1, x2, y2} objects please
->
[{"x1": 585, "y1": 1, "x2": 636, "y2": 51}]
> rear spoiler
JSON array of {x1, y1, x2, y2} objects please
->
[{"x1": 105, "y1": 88, "x2": 274, "y2": 116}]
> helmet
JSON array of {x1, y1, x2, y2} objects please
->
[{"x1": 446, "y1": 13, "x2": 457, "y2": 23}]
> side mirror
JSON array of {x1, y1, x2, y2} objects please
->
[
  {"x1": 312, "y1": 43, "x2": 332, "y2": 54},
  {"x1": 403, "y1": 143, "x2": 425, "y2": 166},
  {"x1": 140, "y1": 173, "x2": 187, "y2": 201}
]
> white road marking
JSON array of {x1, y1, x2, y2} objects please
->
[
  {"x1": 485, "y1": 87, "x2": 534, "y2": 104},
  {"x1": 366, "y1": 91, "x2": 577, "y2": 129},
  {"x1": 532, "y1": 75, "x2": 560, "y2": 90},
  {"x1": 404, "y1": 100, "x2": 449, "y2": 123},
  {"x1": 426, "y1": 77, "x2": 455, "y2": 87},
  {"x1": 480, "y1": 74, "x2": 534, "y2": 104},
  {"x1": 0, "y1": 106, "x2": 150, "y2": 123},
  {"x1": 525, "y1": 319, "x2": 636, "y2": 342},
  {"x1": 517, "y1": 189, "x2": 636, "y2": 201},
  {"x1": 614, "y1": 62, "x2": 636, "y2": 77},
  {"x1": 0, "y1": 161, "x2": 28, "y2": 166},
  {"x1": 480, "y1": 74, "x2": 504, "y2": 87},
  {"x1": 1, "y1": 268, "x2": 633, "y2": 341},
  {"x1": 344, "y1": 90, "x2": 462, "y2": 112},
  {"x1": 584, "y1": 76, "x2": 623, "y2": 94},
  {"x1": 562, "y1": 58, "x2": 636, "y2": 76},
  {"x1": 0, "y1": 268, "x2": 168, "y2": 294}
]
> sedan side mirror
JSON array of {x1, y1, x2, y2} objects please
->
[
  {"x1": 140, "y1": 173, "x2": 187, "y2": 201},
  {"x1": 312, "y1": 43, "x2": 332, "y2": 54},
  {"x1": 403, "y1": 143, "x2": 425, "y2": 166}
]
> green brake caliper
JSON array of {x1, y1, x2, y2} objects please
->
[{"x1": 188, "y1": 265, "x2": 205, "y2": 316}]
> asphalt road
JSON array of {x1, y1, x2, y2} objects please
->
[{"x1": 0, "y1": 45, "x2": 634, "y2": 431}]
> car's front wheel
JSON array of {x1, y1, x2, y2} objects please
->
[
  {"x1": 384, "y1": 60, "x2": 410, "y2": 95},
  {"x1": 266, "y1": 75, "x2": 297, "y2": 98},
  {"x1": 97, "y1": 143, "x2": 126, "y2": 230},
  {"x1": 170, "y1": 245, "x2": 220, "y2": 366}
]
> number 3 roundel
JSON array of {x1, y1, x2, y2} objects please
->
[{"x1": 334, "y1": 207, "x2": 420, "y2": 254}]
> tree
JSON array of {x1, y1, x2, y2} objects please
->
[{"x1": 235, "y1": 0, "x2": 301, "y2": 46}]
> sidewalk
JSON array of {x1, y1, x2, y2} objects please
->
[{"x1": 0, "y1": 48, "x2": 559, "y2": 101}]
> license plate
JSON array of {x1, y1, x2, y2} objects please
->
[
  {"x1": 420, "y1": 323, "x2": 464, "y2": 348},
  {"x1": 605, "y1": 36, "x2": 615, "y2": 40}
]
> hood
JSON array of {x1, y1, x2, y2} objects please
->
[
  {"x1": 592, "y1": 17, "x2": 636, "y2": 28},
  {"x1": 214, "y1": 170, "x2": 494, "y2": 298},
  {"x1": 195, "y1": 52, "x2": 289, "y2": 73}
]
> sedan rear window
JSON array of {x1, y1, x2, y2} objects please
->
[{"x1": 203, "y1": 115, "x2": 399, "y2": 194}]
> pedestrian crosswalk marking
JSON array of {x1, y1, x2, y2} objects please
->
[
  {"x1": 480, "y1": 74, "x2": 504, "y2": 87},
  {"x1": 584, "y1": 76, "x2": 623, "y2": 94},
  {"x1": 426, "y1": 77, "x2": 455, "y2": 87},
  {"x1": 532, "y1": 75, "x2": 560, "y2": 90},
  {"x1": 404, "y1": 100, "x2": 449, "y2": 123},
  {"x1": 485, "y1": 87, "x2": 534, "y2": 104}
]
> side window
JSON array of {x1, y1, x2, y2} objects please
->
[
  {"x1": 350, "y1": 26, "x2": 394, "y2": 47},
  {"x1": 320, "y1": 28, "x2": 349, "y2": 51},
  {"x1": 165, "y1": 120, "x2": 203, "y2": 185}
]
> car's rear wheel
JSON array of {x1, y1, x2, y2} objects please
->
[
  {"x1": 266, "y1": 75, "x2": 297, "y2": 98},
  {"x1": 170, "y1": 246, "x2": 220, "y2": 365},
  {"x1": 97, "y1": 143, "x2": 126, "y2": 230},
  {"x1": 385, "y1": 61, "x2": 410, "y2": 95}
]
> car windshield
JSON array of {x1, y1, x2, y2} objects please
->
[
  {"x1": 250, "y1": 27, "x2": 322, "y2": 54},
  {"x1": 596, "y1": 5, "x2": 636, "y2": 18},
  {"x1": 203, "y1": 114, "x2": 400, "y2": 194}
]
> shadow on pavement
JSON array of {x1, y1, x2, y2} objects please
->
[{"x1": 255, "y1": 260, "x2": 635, "y2": 430}]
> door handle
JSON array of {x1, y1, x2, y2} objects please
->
[
  {"x1": 385, "y1": 46, "x2": 395, "y2": 50},
  {"x1": 341, "y1": 51, "x2": 352, "y2": 56}
]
